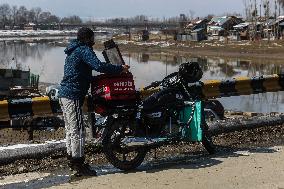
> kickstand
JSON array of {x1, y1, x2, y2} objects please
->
[{"x1": 154, "y1": 148, "x2": 157, "y2": 159}]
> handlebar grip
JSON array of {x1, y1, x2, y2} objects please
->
[
  {"x1": 143, "y1": 81, "x2": 161, "y2": 90},
  {"x1": 143, "y1": 73, "x2": 177, "y2": 90},
  {"x1": 143, "y1": 86, "x2": 152, "y2": 90}
]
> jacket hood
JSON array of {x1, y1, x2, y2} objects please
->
[{"x1": 64, "y1": 39, "x2": 82, "y2": 55}]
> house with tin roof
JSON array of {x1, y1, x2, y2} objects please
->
[{"x1": 207, "y1": 16, "x2": 243, "y2": 36}]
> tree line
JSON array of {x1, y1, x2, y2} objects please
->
[
  {"x1": 243, "y1": 0, "x2": 284, "y2": 20},
  {"x1": 0, "y1": 4, "x2": 180, "y2": 30},
  {"x1": 0, "y1": 4, "x2": 207, "y2": 30},
  {"x1": 1, "y1": 2, "x2": 284, "y2": 30},
  {"x1": 104, "y1": 15, "x2": 182, "y2": 24},
  {"x1": 0, "y1": 3, "x2": 83, "y2": 29}
]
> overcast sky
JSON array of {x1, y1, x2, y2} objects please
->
[{"x1": 1, "y1": 0, "x2": 245, "y2": 20}]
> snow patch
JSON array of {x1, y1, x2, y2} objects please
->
[{"x1": 0, "y1": 140, "x2": 65, "y2": 151}]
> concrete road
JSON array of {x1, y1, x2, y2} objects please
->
[{"x1": 1, "y1": 145, "x2": 283, "y2": 189}]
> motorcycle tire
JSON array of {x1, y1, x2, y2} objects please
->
[
  {"x1": 201, "y1": 123, "x2": 215, "y2": 155},
  {"x1": 205, "y1": 99, "x2": 225, "y2": 119},
  {"x1": 202, "y1": 133, "x2": 215, "y2": 154},
  {"x1": 102, "y1": 120, "x2": 148, "y2": 171}
]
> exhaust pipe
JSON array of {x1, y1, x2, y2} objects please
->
[{"x1": 121, "y1": 137, "x2": 168, "y2": 147}]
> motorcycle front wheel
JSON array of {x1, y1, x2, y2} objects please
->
[{"x1": 102, "y1": 120, "x2": 148, "y2": 171}]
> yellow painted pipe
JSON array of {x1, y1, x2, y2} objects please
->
[
  {"x1": 202, "y1": 79, "x2": 221, "y2": 99},
  {"x1": 0, "y1": 100, "x2": 9, "y2": 120},
  {"x1": 1, "y1": 74, "x2": 284, "y2": 121},
  {"x1": 234, "y1": 76, "x2": 253, "y2": 95},
  {"x1": 32, "y1": 96, "x2": 53, "y2": 116}
]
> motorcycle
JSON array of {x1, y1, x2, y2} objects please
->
[{"x1": 91, "y1": 61, "x2": 223, "y2": 171}]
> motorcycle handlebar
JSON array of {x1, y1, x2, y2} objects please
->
[
  {"x1": 143, "y1": 81, "x2": 162, "y2": 90},
  {"x1": 143, "y1": 72, "x2": 179, "y2": 90}
]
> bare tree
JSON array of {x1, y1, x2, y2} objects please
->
[
  {"x1": 48, "y1": 15, "x2": 60, "y2": 23},
  {"x1": 243, "y1": 0, "x2": 253, "y2": 20},
  {"x1": 278, "y1": 0, "x2": 284, "y2": 8},
  {"x1": 61, "y1": 15, "x2": 82, "y2": 24},
  {"x1": 206, "y1": 14, "x2": 215, "y2": 20},
  {"x1": 189, "y1": 10, "x2": 195, "y2": 20},
  {"x1": 39, "y1": 11, "x2": 51, "y2": 23},
  {"x1": 11, "y1": 5, "x2": 18, "y2": 28},
  {"x1": 32, "y1": 7, "x2": 42, "y2": 26},
  {"x1": 27, "y1": 9, "x2": 35, "y2": 23},
  {"x1": 133, "y1": 15, "x2": 148, "y2": 23},
  {"x1": 17, "y1": 6, "x2": 29, "y2": 27},
  {"x1": 0, "y1": 3, "x2": 78, "y2": 29},
  {"x1": 0, "y1": 4, "x2": 11, "y2": 29}
]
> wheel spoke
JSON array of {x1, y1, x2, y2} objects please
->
[{"x1": 103, "y1": 121, "x2": 147, "y2": 170}]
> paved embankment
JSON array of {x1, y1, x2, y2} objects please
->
[
  {"x1": 0, "y1": 145, "x2": 283, "y2": 189},
  {"x1": 1, "y1": 114, "x2": 283, "y2": 165},
  {"x1": 0, "y1": 141, "x2": 65, "y2": 165}
]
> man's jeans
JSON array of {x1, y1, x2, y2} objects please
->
[{"x1": 59, "y1": 98, "x2": 85, "y2": 158}]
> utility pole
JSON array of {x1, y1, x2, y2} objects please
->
[
  {"x1": 279, "y1": 1, "x2": 282, "y2": 39},
  {"x1": 250, "y1": 0, "x2": 258, "y2": 40},
  {"x1": 248, "y1": 0, "x2": 253, "y2": 40},
  {"x1": 275, "y1": 0, "x2": 279, "y2": 39},
  {"x1": 279, "y1": 1, "x2": 281, "y2": 16},
  {"x1": 179, "y1": 14, "x2": 186, "y2": 34},
  {"x1": 254, "y1": 0, "x2": 257, "y2": 40},
  {"x1": 260, "y1": 0, "x2": 262, "y2": 18},
  {"x1": 275, "y1": 0, "x2": 277, "y2": 19},
  {"x1": 264, "y1": 0, "x2": 270, "y2": 42},
  {"x1": 243, "y1": 0, "x2": 249, "y2": 20}
]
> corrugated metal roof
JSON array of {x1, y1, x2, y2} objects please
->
[
  {"x1": 210, "y1": 16, "x2": 229, "y2": 26},
  {"x1": 233, "y1": 22, "x2": 249, "y2": 28}
]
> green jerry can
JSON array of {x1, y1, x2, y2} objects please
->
[{"x1": 179, "y1": 101, "x2": 203, "y2": 142}]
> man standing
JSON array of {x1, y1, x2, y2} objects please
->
[{"x1": 58, "y1": 27, "x2": 129, "y2": 176}]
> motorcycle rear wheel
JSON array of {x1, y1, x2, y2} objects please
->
[
  {"x1": 202, "y1": 133, "x2": 215, "y2": 154},
  {"x1": 201, "y1": 123, "x2": 215, "y2": 154},
  {"x1": 102, "y1": 120, "x2": 148, "y2": 171}
]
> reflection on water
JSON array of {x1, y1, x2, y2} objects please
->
[
  {"x1": 1, "y1": 41, "x2": 284, "y2": 113},
  {"x1": 0, "y1": 41, "x2": 64, "y2": 84}
]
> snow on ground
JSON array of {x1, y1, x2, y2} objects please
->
[
  {"x1": 116, "y1": 40, "x2": 176, "y2": 48},
  {"x1": 0, "y1": 140, "x2": 65, "y2": 151},
  {"x1": 0, "y1": 30, "x2": 77, "y2": 38}
]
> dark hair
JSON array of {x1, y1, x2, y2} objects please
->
[{"x1": 77, "y1": 27, "x2": 94, "y2": 45}]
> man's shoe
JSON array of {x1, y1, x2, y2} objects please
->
[
  {"x1": 67, "y1": 154, "x2": 73, "y2": 171},
  {"x1": 71, "y1": 157, "x2": 97, "y2": 177}
]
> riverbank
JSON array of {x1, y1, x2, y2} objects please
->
[
  {"x1": 1, "y1": 32, "x2": 284, "y2": 60},
  {"x1": 94, "y1": 35, "x2": 284, "y2": 60}
]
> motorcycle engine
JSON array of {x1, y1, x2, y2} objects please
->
[{"x1": 141, "y1": 88, "x2": 185, "y2": 136}]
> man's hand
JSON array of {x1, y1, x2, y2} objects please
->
[{"x1": 121, "y1": 64, "x2": 130, "y2": 73}]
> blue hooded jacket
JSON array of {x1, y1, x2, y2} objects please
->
[{"x1": 58, "y1": 39, "x2": 123, "y2": 100}]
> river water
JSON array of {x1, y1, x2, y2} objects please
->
[{"x1": 1, "y1": 41, "x2": 284, "y2": 113}]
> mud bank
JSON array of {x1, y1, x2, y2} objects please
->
[{"x1": 93, "y1": 39, "x2": 284, "y2": 60}]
